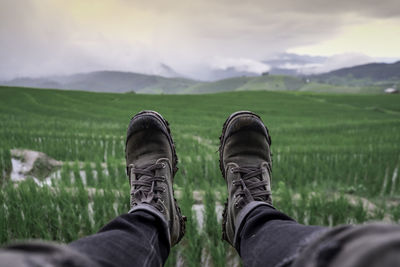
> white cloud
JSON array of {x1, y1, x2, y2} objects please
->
[
  {"x1": 211, "y1": 57, "x2": 270, "y2": 74},
  {"x1": 0, "y1": 0, "x2": 399, "y2": 80},
  {"x1": 278, "y1": 63, "x2": 323, "y2": 70},
  {"x1": 298, "y1": 53, "x2": 375, "y2": 74}
]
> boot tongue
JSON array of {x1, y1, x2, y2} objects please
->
[{"x1": 133, "y1": 156, "x2": 158, "y2": 170}]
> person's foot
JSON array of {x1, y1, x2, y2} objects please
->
[
  {"x1": 219, "y1": 111, "x2": 273, "y2": 247},
  {"x1": 125, "y1": 110, "x2": 185, "y2": 246}
]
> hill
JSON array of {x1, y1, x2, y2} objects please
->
[
  {"x1": 2, "y1": 71, "x2": 199, "y2": 94},
  {"x1": 180, "y1": 75, "x2": 308, "y2": 94},
  {"x1": 0, "y1": 72, "x2": 310, "y2": 94},
  {"x1": 184, "y1": 74, "x2": 384, "y2": 94},
  {"x1": 310, "y1": 61, "x2": 400, "y2": 87},
  {"x1": 2, "y1": 61, "x2": 399, "y2": 94},
  {"x1": 184, "y1": 76, "x2": 252, "y2": 93}
]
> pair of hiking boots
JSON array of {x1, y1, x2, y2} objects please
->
[{"x1": 125, "y1": 111, "x2": 273, "y2": 247}]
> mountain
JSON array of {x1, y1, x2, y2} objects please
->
[
  {"x1": 2, "y1": 71, "x2": 199, "y2": 94},
  {"x1": 312, "y1": 61, "x2": 400, "y2": 81},
  {"x1": 307, "y1": 61, "x2": 400, "y2": 89},
  {"x1": 206, "y1": 67, "x2": 261, "y2": 81},
  {"x1": 184, "y1": 75, "x2": 306, "y2": 94},
  {"x1": 154, "y1": 63, "x2": 183, "y2": 78},
  {"x1": 201, "y1": 53, "x2": 326, "y2": 79},
  {"x1": 185, "y1": 76, "x2": 253, "y2": 93},
  {"x1": 1, "y1": 71, "x2": 308, "y2": 94},
  {"x1": 2, "y1": 60, "x2": 399, "y2": 94},
  {"x1": 203, "y1": 53, "x2": 380, "y2": 80}
]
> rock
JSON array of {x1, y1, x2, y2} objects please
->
[{"x1": 10, "y1": 149, "x2": 62, "y2": 182}]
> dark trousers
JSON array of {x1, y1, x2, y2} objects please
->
[
  {"x1": 238, "y1": 206, "x2": 324, "y2": 267},
  {"x1": 2, "y1": 205, "x2": 400, "y2": 267},
  {"x1": 69, "y1": 211, "x2": 170, "y2": 267}
]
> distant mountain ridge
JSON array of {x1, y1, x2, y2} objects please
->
[
  {"x1": 2, "y1": 71, "x2": 199, "y2": 94},
  {"x1": 311, "y1": 61, "x2": 400, "y2": 81},
  {"x1": 1, "y1": 60, "x2": 399, "y2": 94}
]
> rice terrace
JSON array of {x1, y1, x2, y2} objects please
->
[{"x1": 1, "y1": 85, "x2": 399, "y2": 266}]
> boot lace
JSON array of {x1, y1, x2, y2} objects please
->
[
  {"x1": 128, "y1": 163, "x2": 166, "y2": 212},
  {"x1": 231, "y1": 166, "x2": 271, "y2": 207}
]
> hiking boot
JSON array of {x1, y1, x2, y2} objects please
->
[
  {"x1": 219, "y1": 111, "x2": 273, "y2": 247},
  {"x1": 125, "y1": 110, "x2": 185, "y2": 246}
]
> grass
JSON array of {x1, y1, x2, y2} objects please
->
[
  {"x1": 0, "y1": 85, "x2": 400, "y2": 266},
  {"x1": 185, "y1": 77, "x2": 252, "y2": 94},
  {"x1": 299, "y1": 82, "x2": 383, "y2": 94},
  {"x1": 237, "y1": 75, "x2": 304, "y2": 91}
]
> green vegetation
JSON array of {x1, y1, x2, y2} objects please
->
[
  {"x1": 312, "y1": 61, "x2": 400, "y2": 85},
  {"x1": 237, "y1": 75, "x2": 304, "y2": 91},
  {"x1": 184, "y1": 74, "x2": 388, "y2": 94},
  {"x1": 6, "y1": 66, "x2": 397, "y2": 94},
  {"x1": 1, "y1": 86, "x2": 400, "y2": 265},
  {"x1": 308, "y1": 61, "x2": 400, "y2": 93},
  {"x1": 298, "y1": 82, "x2": 382, "y2": 94},
  {"x1": 185, "y1": 76, "x2": 252, "y2": 94},
  {"x1": 2, "y1": 71, "x2": 200, "y2": 94},
  {"x1": 184, "y1": 75, "x2": 307, "y2": 94}
]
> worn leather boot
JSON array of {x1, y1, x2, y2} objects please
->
[
  {"x1": 125, "y1": 110, "x2": 185, "y2": 246},
  {"x1": 219, "y1": 111, "x2": 274, "y2": 247}
]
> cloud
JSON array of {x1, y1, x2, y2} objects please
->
[
  {"x1": 0, "y1": 0, "x2": 164, "y2": 79},
  {"x1": 0, "y1": 0, "x2": 399, "y2": 80},
  {"x1": 297, "y1": 53, "x2": 375, "y2": 74},
  {"x1": 211, "y1": 57, "x2": 270, "y2": 74}
]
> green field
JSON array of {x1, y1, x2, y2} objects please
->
[{"x1": 1, "y1": 86, "x2": 400, "y2": 266}]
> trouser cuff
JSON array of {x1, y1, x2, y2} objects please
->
[
  {"x1": 233, "y1": 201, "x2": 275, "y2": 250},
  {"x1": 129, "y1": 204, "x2": 171, "y2": 246}
]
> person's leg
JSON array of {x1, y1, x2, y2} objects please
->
[
  {"x1": 69, "y1": 110, "x2": 186, "y2": 266},
  {"x1": 0, "y1": 111, "x2": 185, "y2": 267},
  {"x1": 68, "y1": 209, "x2": 170, "y2": 267},
  {"x1": 237, "y1": 205, "x2": 325, "y2": 267},
  {"x1": 219, "y1": 111, "x2": 326, "y2": 267},
  {"x1": 0, "y1": 241, "x2": 98, "y2": 267},
  {"x1": 69, "y1": 110, "x2": 185, "y2": 266},
  {"x1": 0, "y1": 209, "x2": 170, "y2": 267},
  {"x1": 291, "y1": 223, "x2": 400, "y2": 267},
  {"x1": 218, "y1": 111, "x2": 400, "y2": 267}
]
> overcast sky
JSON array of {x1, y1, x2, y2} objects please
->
[{"x1": 0, "y1": 0, "x2": 399, "y2": 80}]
